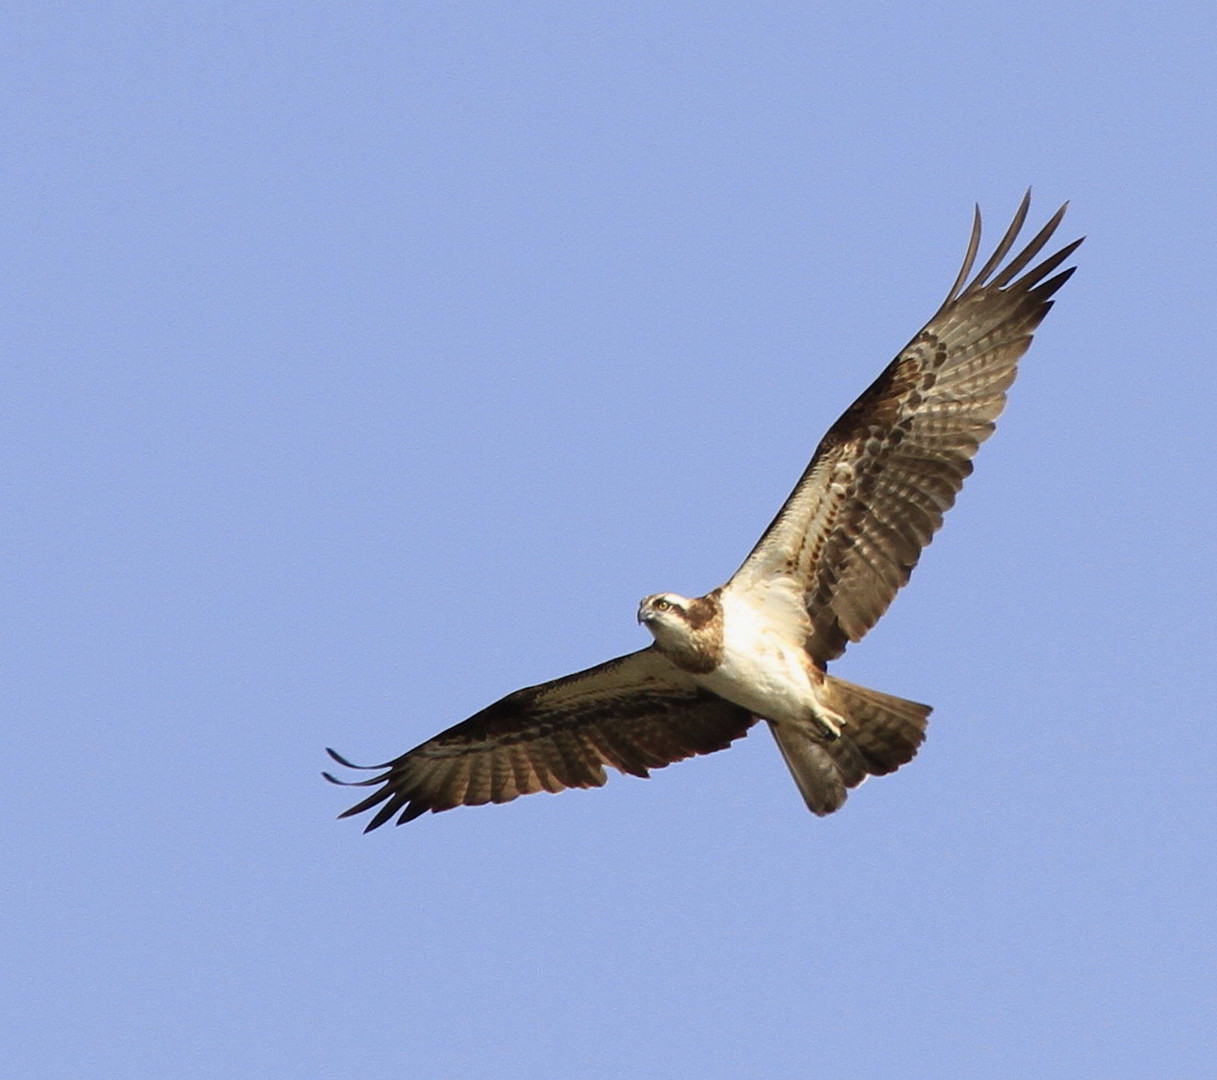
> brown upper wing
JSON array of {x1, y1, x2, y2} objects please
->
[
  {"x1": 324, "y1": 647, "x2": 756, "y2": 829},
  {"x1": 728, "y1": 194, "x2": 1082, "y2": 663}
]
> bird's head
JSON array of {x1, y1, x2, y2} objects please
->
[
  {"x1": 637, "y1": 591, "x2": 724, "y2": 672},
  {"x1": 638, "y1": 592, "x2": 692, "y2": 627},
  {"x1": 637, "y1": 592, "x2": 701, "y2": 649}
]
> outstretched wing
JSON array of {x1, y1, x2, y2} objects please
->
[
  {"x1": 728, "y1": 194, "x2": 1082, "y2": 663},
  {"x1": 324, "y1": 647, "x2": 756, "y2": 829}
]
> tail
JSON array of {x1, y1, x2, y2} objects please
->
[{"x1": 768, "y1": 675, "x2": 931, "y2": 816}]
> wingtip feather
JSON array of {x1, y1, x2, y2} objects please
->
[{"x1": 325, "y1": 746, "x2": 386, "y2": 770}]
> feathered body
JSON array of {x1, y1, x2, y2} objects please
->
[{"x1": 326, "y1": 194, "x2": 1081, "y2": 829}]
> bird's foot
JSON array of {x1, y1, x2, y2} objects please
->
[{"x1": 809, "y1": 706, "x2": 844, "y2": 741}]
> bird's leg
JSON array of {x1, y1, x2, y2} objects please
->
[
  {"x1": 808, "y1": 701, "x2": 843, "y2": 741},
  {"x1": 802, "y1": 660, "x2": 844, "y2": 740}
]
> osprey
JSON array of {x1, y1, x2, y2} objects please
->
[{"x1": 326, "y1": 194, "x2": 1081, "y2": 829}]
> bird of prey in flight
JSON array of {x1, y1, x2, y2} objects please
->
[{"x1": 325, "y1": 193, "x2": 1081, "y2": 830}]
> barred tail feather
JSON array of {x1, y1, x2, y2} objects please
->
[{"x1": 768, "y1": 676, "x2": 931, "y2": 816}]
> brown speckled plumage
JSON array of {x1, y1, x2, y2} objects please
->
[{"x1": 326, "y1": 195, "x2": 1080, "y2": 828}]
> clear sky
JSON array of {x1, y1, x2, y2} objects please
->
[{"x1": 5, "y1": 3, "x2": 1214, "y2": 1078}]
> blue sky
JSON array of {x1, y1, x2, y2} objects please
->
[{"x1": 5, "y1": 3, "x2": 1214, "y2": 1077}]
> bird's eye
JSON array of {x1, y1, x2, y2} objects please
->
[{"x1": 654, "y1": 598, "x2": 671, "y2": 611}]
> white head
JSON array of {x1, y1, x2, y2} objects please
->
[
  {"x1": 636, "y1": 591, "x2": 724, "y2": 674},
  {"x1": 637, "y1": 592, "x2": 696, "y2": 645}
]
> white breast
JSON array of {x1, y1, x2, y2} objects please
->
[{"x1": 694, "y1": 588, "x2": 817, "y2": 725}]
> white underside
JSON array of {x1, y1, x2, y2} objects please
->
[{"x1": 694, "y1": 589, "x2": 833, "y2": 730}]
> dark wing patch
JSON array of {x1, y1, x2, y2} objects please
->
[
  {"x1": 324, "y1": 648, "x2": 756, "y2": 829},
  {"x1": 729, "y1": 193, "x2": 1082, "y2": 662}
]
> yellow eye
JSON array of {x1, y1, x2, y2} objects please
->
[{"x1": 654, "y1": 598, "x2": 671, "y2": 611}]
